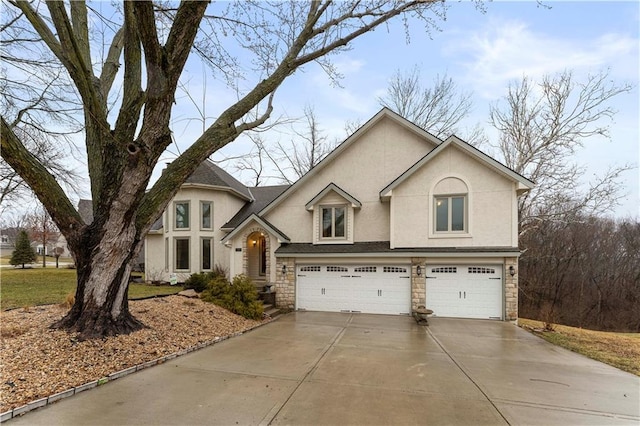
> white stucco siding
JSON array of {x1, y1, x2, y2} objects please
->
[
  {"x1": 144, "y1": 233, "x2": 165, "y2": 279},
  {"x1": 391, "y1": 145, "x2": 517, "y2": 248},
  {"x1": 265, "y1": 116, "x2": 436, "y2": 243},
  {"x1": 144, "y1": 187, "x2": 248, "y2": 281}
]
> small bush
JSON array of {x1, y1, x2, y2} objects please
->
[
  {"x1": 184, "y1": 272, "x2": 215, "y2": 292},
  {"x1": 201, "y1": 274, "x2": 263, "y2": 320}
]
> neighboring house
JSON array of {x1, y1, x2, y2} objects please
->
[
  {"x1": 145, "y1": 108, "x2": 534, "y2": 321},
  {"x1": 0, "y1": 231, "x2": 15, "y2": 257},
  {"x1": 0, "y1": 227, "x2": 59, "y2": 258}
]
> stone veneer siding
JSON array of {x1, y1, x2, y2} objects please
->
[
  {"x1": 275, "y1": 257, "x2": 295, "y2": 309},
  {"x1": 241, "y1": 227, "x2": 271, "y2": 281},
  {"x1": 411, "y1": 257, "x2": 427, "y2": 311},
  {"x1": 505, "y1": 257, "x2": 518, "y2": 321}
]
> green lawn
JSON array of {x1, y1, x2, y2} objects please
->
[
  {"x1": 0, "y1": 255, "x2": 74, "y2": 266},
  {"x1": 1, "y1": 268, "x2": 181, "y2": 310}
]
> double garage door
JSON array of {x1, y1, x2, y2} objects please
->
[
  {"x1": 296, "y1": 265, "x2": 411, "y2": 315},
  {"x1": 426, "y1": 265, "x2": 503, "y2": 319}
]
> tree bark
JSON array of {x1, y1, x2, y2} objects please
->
[{"x1": 52, "y1": 196, "x2": 148, "y2": 340}]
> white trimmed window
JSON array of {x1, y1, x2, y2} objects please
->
[
  {"x1": 175, "y1": 237, "x2": 190, "y2": 270},
  {"x1": 435, "y1": 195, "x2": 466, "y2": 233},
  {"x1": 321, "y1": 205, "x2": 346, "y2": 239},
  {"x1": 174, "y1": 202, "x2": 190, "y2": 229},
  {"x1": 201, "y1": 201, "x2": 212, "y2": 230}
]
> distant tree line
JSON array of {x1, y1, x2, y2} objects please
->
[{"x1": 519, "y1": 214, "x2": 640, "y2": 332}]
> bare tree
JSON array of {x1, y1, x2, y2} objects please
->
[
  {"x1": 1, "y1": 0, "x2": 450, "y2": 339},
  {"x1": 231, "y1": 133, "x2": 282, "y2": 187},
  {"x1": 273, "y1": 105, "x2": 336, "y2": 183},
  {"x1": 0, "y1": 129, "x2": 81, "y2": 214},
  {"x1": 1, "y1": 5, "x2": 82, "y2": 213},
  {"x1": 25, "y1": 205, "x2": 59, "y2": 268},
  {"x1": 221, "y1": 105, "x2": 340, "y2": 185},
  {"x1": 378, "y1": 66, "x2": 483, "y2": 143},
  {"x1": 519, "y1": 214, "x2": 640, "y2": 332},
  {"x1": 489, "y1": 70, "x2": 634, "y2": 231}
]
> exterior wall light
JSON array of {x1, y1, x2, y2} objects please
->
[
  {"x1": 509, "y1": 265, "x2": 516, "y2": 277},
  {"x1": 282, "y1": 264, "x2": 287, "y2": 275},
  {"x1": 416, "y1": 265, "x2": 422, "y2": 276}
]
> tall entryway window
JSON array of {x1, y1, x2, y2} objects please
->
[{"x1": 247, "y1": 231, "x2": 267, "y2": 281}]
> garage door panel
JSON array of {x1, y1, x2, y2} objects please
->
[
  {"x1": 426, "y1": 265, "x2": 502, "y2": 320},
  {"x1": 296, "y1": 265, "x2": 410, "y2": 315}
]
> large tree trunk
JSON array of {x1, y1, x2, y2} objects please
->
[{"x1": 53, "y1": 218, "x2": 147, "y2": 340}]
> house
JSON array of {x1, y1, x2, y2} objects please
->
[{"x1": 145, "y1": 108, "x2": 534, "y2": 320}]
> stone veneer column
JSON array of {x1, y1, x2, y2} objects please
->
[
  {"x1": 411, "y1": 257, "x2": 427, "y2": 311},
  {"x1": 505, "y1": 257, "x2": 519, "y2": 321},
  {"x1": 275, "y1": 257, "x2": 295, "y2": 309}
]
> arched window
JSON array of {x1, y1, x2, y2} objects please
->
[{"x1": 433, "y1": 177, "x2": 468, "y2": 233}]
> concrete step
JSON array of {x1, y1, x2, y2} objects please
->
[{"x1": 263, "y1": 306, "x2": 281, "y2": 319}]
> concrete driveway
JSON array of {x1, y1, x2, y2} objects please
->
[{"x1": 9, "y1": 312, "x2": 639, "y2": 425}]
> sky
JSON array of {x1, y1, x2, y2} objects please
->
[
  {"x1": 5, "y1": 1, "x2": 638, "y2": 221},
  {"x1": 181, "y1": 0, "x2": 637, "y2": 219}
]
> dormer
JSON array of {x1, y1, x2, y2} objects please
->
[{"x1": 305, "y1": 183, "x2": 361, "y2": 245}]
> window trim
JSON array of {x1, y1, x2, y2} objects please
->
[
  {"x1": 174, "y1": 237, "x2": 190, "y2": 271},
  {"x1": 174, "y1": 201, "x2": 190, "y2": 230},
  {"x1": 320, "y1": 204, "x2": 347, "y2": 240},
  {"x1": 200, "y1": 201, "x2": 213, "y2": 230},
  {"x1": 434, "y1": 194, "x2": 468, "y2": 234}
]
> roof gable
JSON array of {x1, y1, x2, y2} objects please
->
[
  {"x1": 259, "y1": 108, "x2": 441, "y2": 216},
  {"x1": 221, "y1": 214, "x2": 290, "y2": 244},
  {"x1": 380, "y1": 136, "x2": 535, "y2": 200},
  {"x1": 305, "y1": 183, "x2": 362, "y2": 210}
]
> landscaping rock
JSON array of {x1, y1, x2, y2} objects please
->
[
  {"x1": 0, "y1": 296, "x2": 264, "y2": 413},
  {"x1": 177, "y1": 289, "x2": 199, "y2": 298}
]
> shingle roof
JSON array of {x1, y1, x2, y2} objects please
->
[
  {"x1": 184, "y1": 160, "x2": 252, "y2": 200},
  {"x1": 222, "y1": 185, "x2": 289, "y2": 230},
  {"x1": 150, "y1": 217, "x2": 163, "y2": 231},
  {"x1": 275, "y1": 241, "x2": 521, "y2": 255}
]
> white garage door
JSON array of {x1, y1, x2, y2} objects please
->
[
  {"x1": 296, "y1": 265, "x2": 411, "y2": 315},
  {"x1": 426, "y1": 265, "x2": 503, "y2": 319}
]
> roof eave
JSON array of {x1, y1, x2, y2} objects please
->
[{"x1": 180, "y1": 183, "x2": 253, "y2": 201}]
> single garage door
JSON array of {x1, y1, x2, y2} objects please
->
[
  {"x1": 426, "y1": 265, "x2": 502, "y2": 319},
  {"x1": 296, "y1": 265, "x2": 411, "y2": 315}
]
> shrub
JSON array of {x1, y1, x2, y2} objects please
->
[
  {"x1": 183, "y1": 272, "x2": 214, "y2": 293},
  {"x1": 201, "y1": 274, "x2": 263, "y2": 320}
]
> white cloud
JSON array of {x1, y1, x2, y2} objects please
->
[{"x1": 445, "y1": 18, "x2": 638, "y2": 99}]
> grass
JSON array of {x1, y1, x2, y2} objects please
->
[
  {"x1": 519, "y1": 318, "x2": 640, "y2": 376},
  {"x1": 0, "y1": 255, "x2": 74, "y2": 266},
  {"x1": 0, "y1": 267, "x2": 181, "y2": 310}
]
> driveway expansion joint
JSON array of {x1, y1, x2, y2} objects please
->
[
  {"x1": 259, "y1": 314, "x2": 352, "y2": 426},
  {"x1": 425, "y1": 325, "x2": 512, "y2": 425}
]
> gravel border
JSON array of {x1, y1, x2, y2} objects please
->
[
  {"x1": 1, "y1": 317, "x2": 270, "y2": 422},
  {"x1": 1, "y1": 296, "x2": 274, "y2": 421}
]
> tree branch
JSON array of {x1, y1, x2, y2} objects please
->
[{"x1": 1, "y1": 116, "x2": 82, "y2": 235}]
